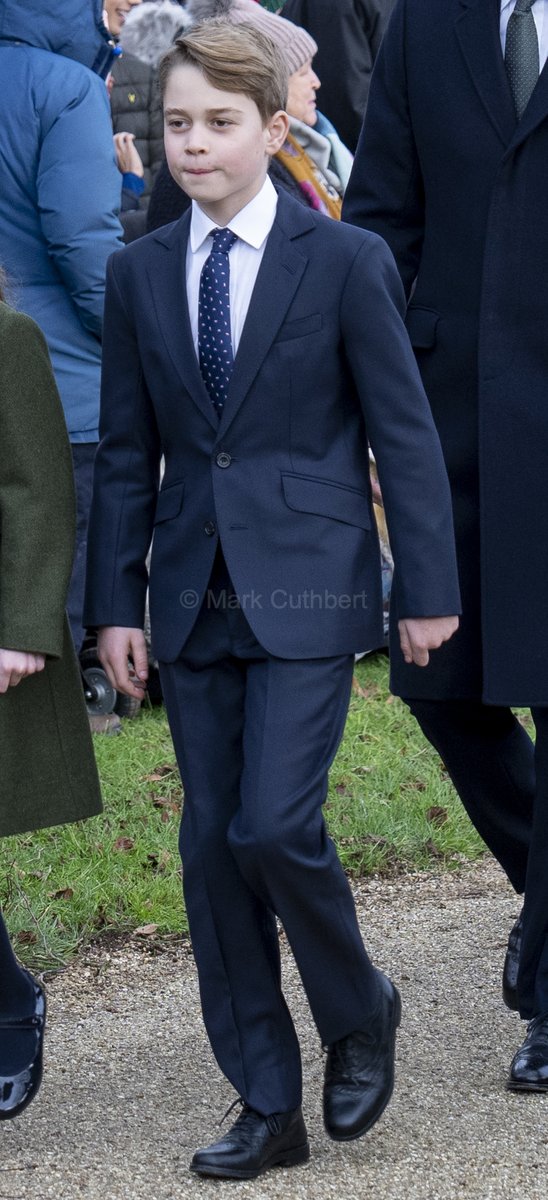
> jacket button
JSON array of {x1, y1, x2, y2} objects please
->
[
  {"x1": 216, "y1": 451, "x2": 232, "y2": 468},
  {"x1": 204, "y1": 521, "x2": 217, "y2": 536}
]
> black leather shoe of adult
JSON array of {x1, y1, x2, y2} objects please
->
[
  {"x1": 190, "y1": 1103, "x2": 310, "y2": 1179},
  {"x1": 507, "y1": 1014, "x2": 548, "y2": 1091},
  {"x1": 323, "y1": 971, "x2": 401, "y2": 1142},
  {"x1": 0, "y1": 975, "x2": 46, "y2": 1120},
  {"x1": 502, "y1": 912, "x2": 522, "y2": 1012}
]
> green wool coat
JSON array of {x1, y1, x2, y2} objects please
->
[{"x1": 0, "y1": 301, "x2": 102, "y2": 836}]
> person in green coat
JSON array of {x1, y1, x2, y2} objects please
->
[{"x1": 0, "y1": 277, "x2": 102, "y2": 1121}]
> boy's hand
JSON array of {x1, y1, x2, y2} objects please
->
[
  {"x1": 398, "y1": 616, "x2": 459, "y2": 667},
  {"x1": 97, "y1": 626, "x2": 148, "y2": 699},
  {"x1": 0, "y1": 649, "x2": 46, "y2": 693}
]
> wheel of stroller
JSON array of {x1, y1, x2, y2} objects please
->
[
  {"x1": 81, "y1": 663, "x2": 117, "y2": 716},
  {"x1": 114, "y1": 692, "x2": 142, "y2": 720}
]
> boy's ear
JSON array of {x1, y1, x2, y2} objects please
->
[{"x1": 265, "y1": 110, "x2": 290, "y2": 156}]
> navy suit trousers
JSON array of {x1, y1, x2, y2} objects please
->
[
  {"x1": 159, "y1": 549, "x2": 381, "y2": 1114},
  {"x1": 406, "y1": 699, "x2": 548, "y2": 1019}
]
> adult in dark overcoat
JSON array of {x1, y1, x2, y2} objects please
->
[
  {"x1": 0, "y1": 294, "x2": 102, "y2": 1119},
  {"x1": 281, "y1": 0, "x2": 396, "y2": 151},
  {"x1": 343, "y1": 0, "x2": 548, "y2": 1089}
]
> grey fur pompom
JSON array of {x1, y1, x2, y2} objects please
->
[{"x1": 120, "y1": 1, "x2": 191, "y2": 66}]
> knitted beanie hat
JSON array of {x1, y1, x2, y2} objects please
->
[{"x1": 185, "y1": 0, "x2": 318, "y2": 74}]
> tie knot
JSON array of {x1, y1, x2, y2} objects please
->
[
  {"x1": 210, "y1": 227, "x2": 237, "y2": 255},
  {"x1": 514, "y1": 0, "x2": 535, "y2": 13}
]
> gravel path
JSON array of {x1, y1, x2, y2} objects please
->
[{"x1": 1, "y1": 859, "x2": 546, "y2": 1200}]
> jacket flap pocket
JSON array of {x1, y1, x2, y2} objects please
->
[
  {"x1": 276, "y1": 313, "x2": 323, "y2": 342},
  {"x1": 405, "y1": 306, "x2": 439, "y2": 348},
  {"x1": 281, "y1": 473, "x2": 371, "y2": 530},
  {"x1": 154, "y1": 481, "x2": 185, "y2": 524}
]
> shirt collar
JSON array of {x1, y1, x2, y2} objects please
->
[
  {"x1": 189, "y1": 175, "x2": 278, "y2": 254},
  {"x1": 500, "y1": 0, "x2": 539, "y2": 11}
]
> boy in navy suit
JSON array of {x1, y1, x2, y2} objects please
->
[{"x1": 85, "y1": 19, "x2": 460, "y2": 1179}]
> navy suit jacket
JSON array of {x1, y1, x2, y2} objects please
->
[{"x1": 84, "y1": 188, "x2": 460, "y2": 664}]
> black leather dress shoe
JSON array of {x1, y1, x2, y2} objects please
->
[
  {"x1": 0, "y1": 974, "x2": 46, "y2": 1121},
  {"x1": 507, "y1": 1013, "x2": 548, "y2": 1091},
  {"x1": 323, "y1": 971, "x2": 401, "y2": 1142},
  {"x1": 190, "y1": 1103, "x2": 310, "y2": 1179},
  {"x1": 502, "y1": 911, "x2": 522, "y2": 1012}
]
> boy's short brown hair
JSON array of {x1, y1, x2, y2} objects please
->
[{"x1": 158, "y1": 19, "x2": 289, "y2": 124}]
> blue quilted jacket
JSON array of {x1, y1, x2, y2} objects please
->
[{"x1": 0, "y1": 0, "x2": 123, "y2": 440}]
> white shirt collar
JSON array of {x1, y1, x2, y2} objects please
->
[
  {"x1": 189, "y1": 175, "x2": 278, "y2": 254},
  {"x1": 500, "y1": 0, "x2": 539, "y2": 11}
]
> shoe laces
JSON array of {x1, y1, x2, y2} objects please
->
[
  {"x1": 325, "y1": 1030, "x2": 375, "y2": 1080},
  {"x1": 219, "y1": 1097, "x2": 282, "y2": 1139},
  {"x1": 526, "y1": 1013, "x2": 548, "y2": 1041}
]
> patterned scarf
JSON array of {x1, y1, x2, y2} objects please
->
[{"x1": 275, "y1": 133, "x2": 343, "y2": 219}]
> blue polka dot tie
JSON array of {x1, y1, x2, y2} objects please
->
[
  {"x1": 198, "y1": 227, "x2": 237, "y2": 416},
  {"x1": 505, "y1": 0, "x2": 540, "y2": 120}
]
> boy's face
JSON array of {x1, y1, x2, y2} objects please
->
[{"x1": 164, "y1": 63, "x2": 289, "y2": 225}]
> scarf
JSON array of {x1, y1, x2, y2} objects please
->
[{"x1": 275, "y1": 132, "x2": 342, "y2": 219}]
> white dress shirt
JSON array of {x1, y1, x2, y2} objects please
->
[
  {"x1": 500, "y1": 0, "x2": 548, "y2": 70},
  {"x1": 186, "y1": 175, "x2": 278, "y2": 359}
]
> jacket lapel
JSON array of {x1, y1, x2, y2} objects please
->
[
  {"x1": 454, "y1": 0, "x2": 517, "y2": 145},
  {"x1": 217, "y1": 194, "x2": 315, "y2": 436},
  {"x1": 146, "y1": 214, "x2": 219, "y2": 433}
]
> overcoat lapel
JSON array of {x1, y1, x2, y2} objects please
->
[
  {"x1": 504, "y1": 59, "x2": 548, "y2": 153},
  {"x1": 147, "y1": 215, "x2": 219, "y2": 433},
  {"x1": 454, "y1": 0, "x2": 517, "y2": 145},
  {"x1": 218, "y1": 199, "x2": 314, "y2": 436}
]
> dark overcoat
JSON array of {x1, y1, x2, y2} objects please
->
[
  {"x1": 0, "y1": 302, "x2": 102, "y2": 837},
  {"x1": 282, "y1": 0, "x2": 395, "y2": 152},
  {"x1": 84, "y1": 189, "x2": 460, "y2": 661},
  {"x1": 344, "y1": 0, "x2": 548, "y2": 706}
]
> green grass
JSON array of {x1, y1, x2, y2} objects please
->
[
  {"x1": 328, "y1": 655, "x2": 485, "y2": 874},
  {"x1": 0, "y1": 654, "x2": 488, "y2": 969}
]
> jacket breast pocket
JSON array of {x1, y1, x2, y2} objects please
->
[
  {"x1": 276, "y1": 313, "x2": 323, "y2": 342},
  {"x1": 281, "y1": 472, "x2": 371, "y2": 530},
  {"x1": 405, "y1": 306, "x2": 439, "y2": 349},
  {"x1": 154, "y1": 480, "x2": 185, "y2": 525}
]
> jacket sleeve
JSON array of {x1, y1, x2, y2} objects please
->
[
  {"x1": 0, "y1": 311, "x2": 76, "y2": 657},
  {"x1": 342, "y1": 0, "x2": 425, "y2": 298},
  {"x1": 37, "y1": 70, "x2": 123, "y2": 338},
  {"x1": 340, "y1": 234, "x2": 460, "y2": 619},
  {"x1": 83, "y1": 252, "x2": 162, "y2": 631}
]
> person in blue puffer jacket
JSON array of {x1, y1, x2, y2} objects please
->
[{"x1": 0, "y1": 0, "x2": 124, "y2": 659}]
